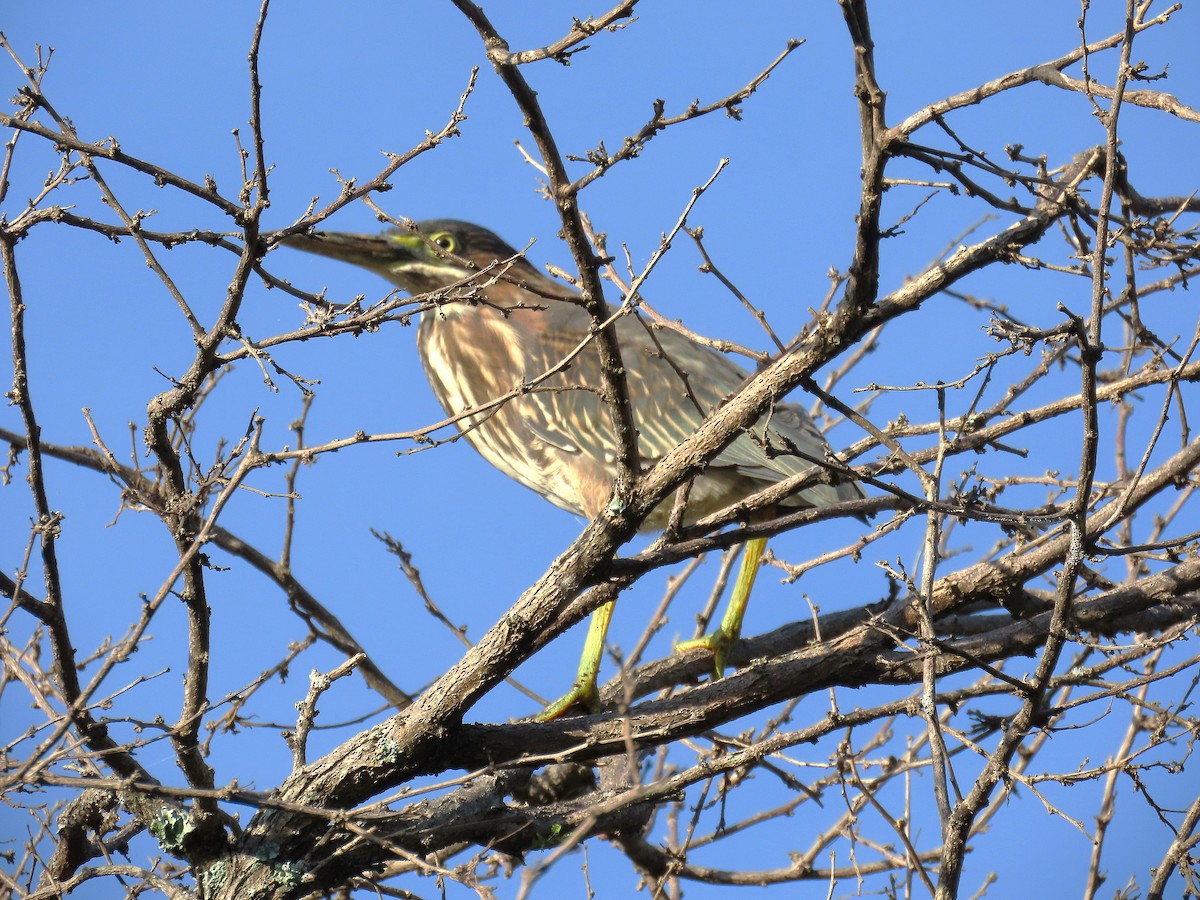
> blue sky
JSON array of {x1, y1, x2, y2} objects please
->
[{"x1": 3, "y1": 2, "x2": 1199, "y2": 897}]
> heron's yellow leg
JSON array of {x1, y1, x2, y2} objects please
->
[
  {"x1": 676, "y1": 536, "x2": 768, "y2": 677},
  {"x1": 536, "y1": 600, "x2": 614, "y2": 720}
]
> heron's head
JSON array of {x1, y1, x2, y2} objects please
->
[{"x1": 280, "y1": 219, "x2": 544, "y2": 293}]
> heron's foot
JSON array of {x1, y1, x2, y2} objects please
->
[
  {"x1": 675, "y1": 628, "x2": 738, "y2": 679},
  {"x1": 535, "y1": 678, "x2": 600, "y2": 721}
]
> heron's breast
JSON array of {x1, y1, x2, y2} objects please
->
[{"x1": 417, "y1": 309, "x2": 602, "y2": 517}]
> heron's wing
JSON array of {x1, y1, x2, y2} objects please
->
[{"x1": 521, "y1": 306, "x2": 860, "y2": 506}]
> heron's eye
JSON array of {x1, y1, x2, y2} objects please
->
[{"x1": 430, "y1": 232, "x2": 458, "y2": 253}]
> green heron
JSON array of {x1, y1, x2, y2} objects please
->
[{"x1": 283, "y1": 220, "x2": 862, "y2": 718}]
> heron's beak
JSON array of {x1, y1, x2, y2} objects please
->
[{"x1": 277, "y1": 230, "x2": 423, "y2": 270}]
